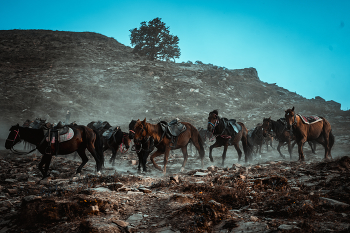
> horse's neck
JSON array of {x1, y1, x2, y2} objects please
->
[
  {"x1": 20, "y1": 127, "x2": 44, "y2": 145},
  {"x1": 147, "y1": 123, "x2": 162, "y2": 143},
  {"x1": 216, "y1": 117, "x2": 226, "y2": 134}
]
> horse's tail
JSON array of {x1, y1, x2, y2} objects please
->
[
  {"x1": 191, "y1": 125, "x2": 205, "y2": 160},
  {"x1": 241, "y1": 125, "x2": 253, "y2": 161},
  {"x1": 329, "y1": 130, "x2": 335, "y2": 152},
  {"x1": 93, "y1": 129, "x2": 104, "y2": 168}
]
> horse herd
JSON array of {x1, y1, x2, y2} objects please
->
[{"x1": 4, "y1": 107, "x2": 334, "y2": 179}]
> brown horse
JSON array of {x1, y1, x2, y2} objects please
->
[
  {"x1": 261, "y1": 117, "x2": 318, "y2": 159},
  {"x1": 5, "y1": 124, "x2": 104, "y2": 178},
  {"x1": 207, "y1": 110, "x2": 253, "y2": 165},
  {"x1": 284, "y1": 107, "x2": 334, "y2": 161},
  {"x1": 133, "y1": 118, "x2": 205, "y2": 174}
]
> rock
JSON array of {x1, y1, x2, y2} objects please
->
[
  {"x1": 138, "y1": 187, "x2": 152, "y2": 193},
  {"x1": 112, "y1": 220, "x2": 129, "y2": 228},
  {"x1": 207, "y1": 165, "x2": 217, "y2": 171},
  {"x1": 5, "y1": 179, "x2": 17, "y2": 183},
  {"x1": 7, "y1": 188, "x2": 17, "y2": 194},
  {"x1": 87, "y1": 205, "x2": 99, "y2": 213},
  {"x1": 250, "y1": 216, "x2": 259, "y2": 221},
  {"x1": 194, "y1": 172, "x2": 208, "y2": 177},
  {"x1": 131, "y1": 160, "x2": 138, "y2": 165},
  {"x1": 278, "y1": 224, "x2": 297, "y2": 230},
  {"x1": 93, "y1": 187, "x2": 112, "y2": 192},
  {"x1": 22, "y1": 195, "x2": 42, "y2": 203},
  {"x1": 320, "y1": 197, "x2": 350, "y2": 208},
  {"x1": 170, "y1": 175, "x2": 179, "y2": 183},
  {"x1": 126, "y1": 213, "x2": 143, "y2": 225}
]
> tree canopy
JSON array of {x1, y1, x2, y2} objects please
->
[{"x1": 129, "y1": 17, "x2": 180, "y2": 61}]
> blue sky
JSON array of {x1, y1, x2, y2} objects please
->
[{"x1": 1, "y1": 1, "x2": 350, "y2": 110}]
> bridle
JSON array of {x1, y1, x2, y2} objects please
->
[
  {"x1": 7, "y1": 128, "x2": 37, "y2": 155},
  {"x1": 208, "y1": 114, "x2": 231, "y2": 140},
  {"x1": 286, "y1": 110, "x2": 297, "y2": 129}
]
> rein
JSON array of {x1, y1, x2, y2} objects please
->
[
  {"x1": 7, "y1": 129, "x2": 39, "y2": 155},
  {"x1": 208, "y1": 116, "x2": 231, "y2": 140}
]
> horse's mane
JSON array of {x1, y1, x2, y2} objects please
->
[{"x1": 209, "y1": 109, "x2": 219, "y2": 116}]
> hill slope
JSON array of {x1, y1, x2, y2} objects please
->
[{"x1": 0, "y1": 30, "x2": 348, "y2": 132}]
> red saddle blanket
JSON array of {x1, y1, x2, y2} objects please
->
[
  {"x1": 46, "y1": 128, "x2": 74, "y2": 143},
  {"x1": 297, "y1": 114, "x2": 322, "y2": 124}
]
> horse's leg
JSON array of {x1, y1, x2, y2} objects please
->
[
  {"x1": 150, "y1": 150, "x2": 164, "y2": 172},
  {"x1": 287, "y1": 141, "x2": 293, "y2": 160},
  {"x1": 209, "y1": 141, "x2": 221, "y2": 163},
  {"x1": 297, "y1": 138, "x2": 307, "y2": 161},
  {"x1": 142, "y1": 151, "x2": 148, "y2": 172},
  {"x1": 86, "y1": 143, "x2": 101, "y2": 173},
  {"x1": 137, "y1": 152, "x2": 142, "y2": 172},
  {"x1": 277, "y1": 142, "x2": 286, "y2": 159},
  {"x1": 38, "y1": 154, "x2": 52, "y2": 179},
  {"x1": 162, "y1": 146, "x2": 171, "y2": 174},
  {"x1": 180, "y1": 146, "x2": 189, "y2": 172},
  {"x1": 233, "y1": 143, "x2": 243, "y2": 163},
  {"x1": 109, "y1": 148, "x2": 117, "y2": 166},
  {"x1": 76, "y1": 149, "x2": 89, "y2": 174}
]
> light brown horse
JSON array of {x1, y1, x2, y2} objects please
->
[
  {"x1": 133, "y1": 118, "x2": 205, "y2": 174},
  {"x1": 284, "y1": 107, "x2": 334, "y2": 161}
]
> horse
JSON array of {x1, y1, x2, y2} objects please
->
[
  {"x1": 87, "y1": 120, "x2": 112, "y2": 133},
  {"x1": 129, "y1": 120, "x2": 155, "y2": 172},
  {"x1": 262, "y1": 117, "x2": 318, "y2": 159},
  {"x1": 207, "y1": 110, "x2": 253, "y2": 165},
  {"x1": 102, "y1": 127, "x2": 131, "y2": 166},
  {"x1": 248, "y1": 123, "x2": 273, "y2": 155},
  {"x1": 22, "y1": 118, "x2": 47, "y2": 151},
  {"x1": 133, "y1": 118, "x2": 205, "y2": 174},
  {"x1": 284, "y1": 107, "x2": 334, "y2": 161},
  {"x1": 5, "y1": 124, "x2": 104, "y2": 179}
]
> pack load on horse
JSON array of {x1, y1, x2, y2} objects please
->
[
  {"x1": 5, "y1": 123, "x2": 104, "y2": 179},
  {"x1": 262, "y1": 117, "x2": 318, "y2": 159},
  {"x1": 129, "y1": 120, "x2": 155, "y2": 172},
  {"x1": 207, "y1": 110, "x2": 253, "y2": 165},
  {"x1": 284, "y1": 107, "x2": 334, "y2": 161},
  {"x1": 133, "y1": 118, "x2": 205, "y2": 174},
  {"x1": 102, "y1": 126, "x2": 131, "y2": 166}
]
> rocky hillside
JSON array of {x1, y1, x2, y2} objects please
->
[{"x1": 0, "y1": 29, "x2": 348, "y2": 132}]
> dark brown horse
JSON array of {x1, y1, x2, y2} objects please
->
[
  {"x1": 102, "y1": 127, "x2": 131, "y2": 166},
  {"x1": 248, "y1": 123, "x2": 274, "y2": 155},
  {"x1": 5, "y1": 124, "x2": 104, "y2": 178},
  {"x1": 133, "y1": 118, "x2": 205, "y2": 174},
  {"x1": 207, "y1": 110, "x2": 253, "y2": 165},
  {"x1": 129, "y1": 120, "x2": 155, "y2": 173},
  {"x1": 285, "y1": 107, "x2": 334, "y2": 161}
]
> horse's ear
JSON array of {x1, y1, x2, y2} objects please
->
[
  {"x1": 269, "y1": 117, "x2": 271, "y2": 120},
  {"x1": 292, "y1": 106, "x2": 295, "y2": 111},
  {"x1": 142, "y1": 118, "x2": 146, "y2": 123}
]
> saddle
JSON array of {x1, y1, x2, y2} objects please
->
[
  {"x1": 102, "y1": 126, "x2": 120, "y2": 139},
  {"x1": 226, "y1": 119, "x2": 242, "y2": 134},
  {"x1": 43, "y1": 121, "x2": 72, "y2": 155},
  {"x1": 298, "y1": 114, "x2": 322, "y2": 124},
  {"x1": 160, "y1": 119, "x2": 187, "y2": 147}
]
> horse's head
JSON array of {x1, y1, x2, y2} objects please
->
[
  {"x1": 134, "y1": 118, "x2": 148, "y2": 143},
  {"x1": 207, "y1": 110, "x2": 219, "y2": 132},
  {"x1": 285, "y1": 106, "x2": 295, "y2": 130},
  {"x1": 128, "y1": 120, "x2": 137, "y2": 139},
  {"x1": 262, "y1": 117, "x2": 272, "y2": 137},
  {"x1": 5, "y1": 124, "x2": 21, "y2": 149}
]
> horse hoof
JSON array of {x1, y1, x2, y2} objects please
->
[{"x1": 96, "y1": 171, "x2": 102, "y2": 176}]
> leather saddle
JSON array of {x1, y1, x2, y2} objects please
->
[
  {"x1": 43, "y1": 121, "x2": 70, "y2": 155},
  {"x1": 227, "y1": 119, "x2": 242, "y2": 134},
  {"x1": 102, "y1": 126, "x2": 120, "y2": 139},
  {"x1": 160, "y1": 119, "x2": 187, "y2": 147}
]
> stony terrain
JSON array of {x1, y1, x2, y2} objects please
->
[{"x1": 0, "y1": 30, "x2": 349, "y2": 232}]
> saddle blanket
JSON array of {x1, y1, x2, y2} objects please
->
[
  {"x1": 46, "y1": 128, "x2": 74, "y2": 143},
  {"x1": 298, "y1": 114, "x2": 322, "y2": 124}
]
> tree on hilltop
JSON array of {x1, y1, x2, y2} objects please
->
[{"x1": 129, "y1": 17, "x2": 180, "y2": 61}]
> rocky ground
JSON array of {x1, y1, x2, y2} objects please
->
[{"x1": 0, "y1": 30, "x2": 350, "y2": 232}]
